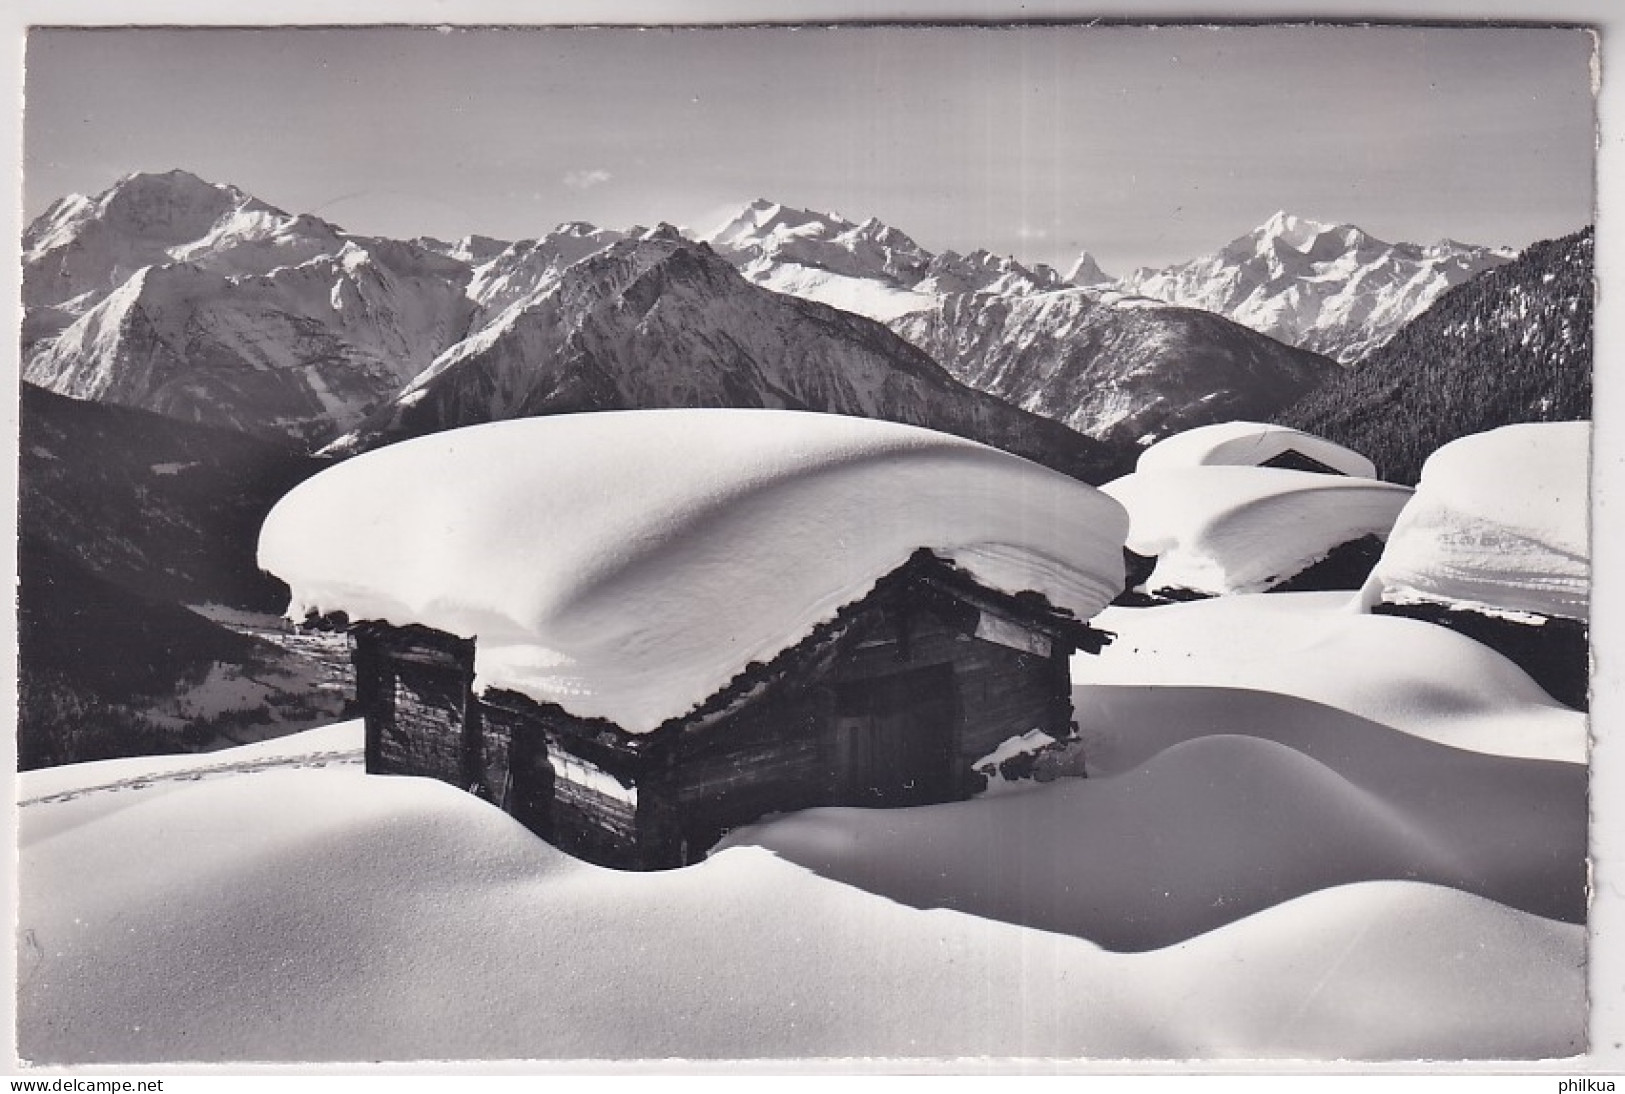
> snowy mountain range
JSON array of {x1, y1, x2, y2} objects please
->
[
  {"x1": 1276, "y1": 226, "x2": 1593, "y2": 482},
  {"x1": 700, "y1": 199, "x2": 1343, "y2": 442},
  {"x1": 704, "y1": 197, "x2": 1072, "y2": 319},
  {"x1": 1114, "y1": 211, "x2": 1514, "y2": 363},
  {"x1": 23, "y1": 172, "x2": 1357, "y2": 454},
  {"x1": 327, "y1": 227, "x2": 1121, "y2": 482},
  {"x1": 23, "y1": 172, "x2": 478, "y2": 443}
]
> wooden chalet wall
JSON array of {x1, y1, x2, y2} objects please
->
[
  {"x1": 353, "y1": 623, "x2": 482, "y2": 792},
  {"x1": 349, "y1": 553, "x2": 1098, "y2": 871},
  {"x1": 480, "y1": 693, "x2": 661, "y2": 870},
  {"x1": 659, "y1": 592, "x2": 1077, "y2": 861}
]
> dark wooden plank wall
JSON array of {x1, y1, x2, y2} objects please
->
[
  {"x1": 829, "y1": 608, "x2": 1072, "y2": 764},
  {"x1": 476, "y1": 707, "x2": 515, "y2": 806},
  {"x1": 352, "y1": 581, "x2": 1081, "y2": 870},
  {"x1": 666, "y1": 600, "x2": 1076, "y2": 859},
  {"x1": 355, "y1": 628, "x2": 479, "y2": 788},
  {"x1": 670, "y1": 694, "x2": 833, "y2": 857}
]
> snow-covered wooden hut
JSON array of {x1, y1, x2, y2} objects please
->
[
  {"x1": 259, "y1": 410, "x2": 1130, "y2": 870},
  {"x1": 1104, "y1": 423, "x2": 1404, "y2": 600},
  {"x1": 1102, "y1": 465, "x2": 1413, "y2": 600},
  {"x1": 1358, "y1": 421, "x2": 1590, "y2": 709},
  {"x1": 1135, "y1": 421, "x2": 1379, "y2": 479}
]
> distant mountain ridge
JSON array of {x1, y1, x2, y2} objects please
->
[
  {"x1": 702, "y1": 198, "x2": 1342, "y2": 443},
  {"x1": 24, "y1": 168, "x2": 345, "y2": 313},
  {"x1": 22, "y1": 171, "x2": 1524, "y2": 459},
  {"x1": 23, "y1": 171, "x2": 479, "y2": 443},
  {"x1": 704, "y1": 198, "x2": 1071, "y2": 321},
  {"x1": 1274, "y1": 226, "x2": 1592, "y2": 483},
  {"x1": 327, "y1": 227, "x2": 1128, "y2": 483},
  {"x1": 1113, "y1": 211, "x2": 1514, "y2": 363}
]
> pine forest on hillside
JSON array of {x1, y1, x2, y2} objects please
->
[{"x1": 1275, "y1": 228, "x2": 1593, "y2": 484}]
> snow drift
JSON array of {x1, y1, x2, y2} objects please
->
[
  {"x1": 17, "y1": 719, "x2": 1584, "y2": 1063},
  {"x1": 259, "y1": 410, "x2": 1129, "y2": 731},
  {"x1": 1073, "y1": 592, "x2": 1586, "y2": 763},
  {"x1": 1361, "y1": 421, "x2": 1590, "y2": 622},
  {"x1": 1135, "y1": 420, "x2": 1377, "y2": 478},
  {"x1": 1103, "y1": 466, "x2": 1412, "y2": 596}
]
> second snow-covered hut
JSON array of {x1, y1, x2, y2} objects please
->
[
  {"x1": 1358, "y1": 421, "x2": 1590, "y2": 708},
  {"x1": 259, "y1": 410, "x2": 1130, "y2": 870},
  {"x1": 1134, "y1": 421, "x2": 1379, "y2": 478}
]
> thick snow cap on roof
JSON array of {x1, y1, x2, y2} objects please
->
[
  {"x1": 259, "y1": 409, "x2": 1129, "y2": 732},
  {"x1": 1137, "y1": 421, "x2": 1378, "y2": 479},
  {"x1": 1362, "y1": 421, "x2": 1590, "y2": 622},
  {"x1": 1104, "y1": 466, "x2": 1413, "y2": 596}
]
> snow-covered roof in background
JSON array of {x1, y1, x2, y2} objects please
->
[
  {"x1": 1103, "y1": 466, "x2": 1413, "y2": 596},
  {"x1": 1136, "y1": 421, "x2": 1378, "y2": 479},
  {"x1": 259, "y1": 410, "x2": 1129, "y2": 732},
  {"x1": 1361, "y1": 421, "x2": 1590, "y2": 622}
]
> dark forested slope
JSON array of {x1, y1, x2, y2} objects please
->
[{"x1": 1275, "y1": 227, "x2": 1592, "y2": 483}]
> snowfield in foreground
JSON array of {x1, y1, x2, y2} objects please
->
[
  {"x1": 17, "y1": 593, "x2": 1585, "y2": 1063},
  {"x1": 259, "y1": 410, "x2": 1128, "y2": 731}
]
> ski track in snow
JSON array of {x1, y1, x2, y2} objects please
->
[{"x1": 17, "y1": 746, "x2": 362, "y2": 808}]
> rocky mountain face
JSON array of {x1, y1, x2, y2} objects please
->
[
  {"x1": 1114, "y1": 212, "x2": 1514, "y2": 363},
  {"x1": 892, "y1": 291, "x2": 1340, "y2": 445},
  {"x1": 24, "y1": 172, "x2": 478, "y2": 444},
  {"x1": 23, "y1": 175, "x2": 1359, "y2": 459},
  {"x1": 705, "y1": 198, "x2": 1070, "y2": 321},
  {"x1": 329, "y1": 229, "x2": 1128, "y2": 482},
  {"x1": 1275, "y1": 227, "x2": 1592, "y2": 483},
  {"x1": 703, "y1": 199, "x2": 1342, "y2": 444},
  {"x1": 1065, "y1": 252, "x2": 1114, "y2": 287},
  {"x1": 24, "y1": 168, "x2": 345, "y2": 313}
]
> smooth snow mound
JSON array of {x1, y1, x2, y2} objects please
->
[
  {"x1": 1074, "y1": 594, "x2": 1585, "y2": 763},
  {"x1": 259, "y1": 410, "x2": 1128, "y2": 731},
  {"x1": 1136, "y1": 420, "x2": 1378, "y2": 478},
  {"x1": 1363, "y1": 421, "x2": 1590, "y2": 621},
  {"x1": 1103, "y1": 466, "x2": 1412, "y2": 595},
  {"x1": 725, "y1": 728, "x2": 1584, "y2": 949},
  {"x1": 17, "y1": 733, "x2": 1583, "y2": 1062}
]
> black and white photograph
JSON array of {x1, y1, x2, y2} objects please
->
[{"x1": 6, "y1": 4, "x2": 1618, "y2": 1074}]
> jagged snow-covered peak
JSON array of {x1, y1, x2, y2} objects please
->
[
  {"x1": 706, "y1": 199, "x2": 926, "y2": 269},
  {"x1": 1066, "y1": 251, "x2": 1114, "y2": 287},
  {"x1": 1256, "y1": 210, "x2": 1339, "y2": 251},
  {"x1": 464, "y1": 222, "x2": 637, "y2": 319},
  {"x1": 704, "y1": 198, "x2": 1069, "y2": 324},
  {"x1": 264, "y1": 410, "x2": 1129, "y2": 731},
  {"x1": 30, "y1": 169, "x2": 310, "y2": 254},
  {"x1": 706, "y1": 198, "x2": 864, "y2": 250},
  {"x1": 1121, "y1": 212, "x2": 1514, "y2": 363},
  {"x1": 411, "y1": 233, "x2": 512, "y2": 264},
  {"x1": 23, "y1": 169, "x2": 346, "y2": 311}
]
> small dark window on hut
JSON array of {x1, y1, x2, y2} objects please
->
[{"x1": 1261, "y1": 448, "x2": 1347, "y2": 475}]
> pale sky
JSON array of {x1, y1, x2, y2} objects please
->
[{"x1": 23, "y1": 23, "x2": 1597, "y2": 274}]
